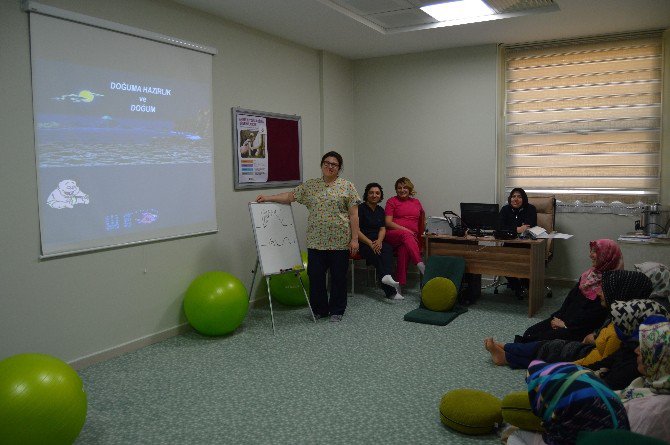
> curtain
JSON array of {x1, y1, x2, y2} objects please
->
[{"x1": 503, "y1": 33, "x2": 663, "y2": 206}]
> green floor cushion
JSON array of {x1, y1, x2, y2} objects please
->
[
  {"x1": 439, "y1": 388, "x2": 502, "y2": 435},
  {"x1": 403, "y1": 306, "x2": 467, "y2": 326},
  {"x1": 501, "y1": 391, "x2": 544, "y2": 432},
  {"x1": 577, "y1": 429, "x2": 668, "y2": 445},
  {"x1": 422, "y1": 277, "x2": 457, "y2": 311},
  {"x1": 422, "y1": 255, "x2": 465, "y2": 288}
]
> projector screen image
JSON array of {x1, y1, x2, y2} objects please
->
[{"x1": 30, "y1": 13, "x2": 217, "y2": 257}]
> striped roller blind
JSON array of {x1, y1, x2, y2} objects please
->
[{"x1": 503, "y1": 33, "x2": 663, "y2": 204}]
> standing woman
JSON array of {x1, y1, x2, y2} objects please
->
[
  {"x1": 384, "y1": 177, "x2": 426, "y2": 289},
  {"x1": 256, "y1": 151, "x2": 360, "y2": 322},
  {"x1": 357, "y1": 183, "x2": 402, "y2": 301}
]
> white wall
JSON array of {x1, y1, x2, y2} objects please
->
[
  {"x1": 0, "y1": 0, "x2": 354, "y2": 364},
  {"x1": 320, "y1": 52, "x2": 355, "y2": 179},
  {"x1": 352, "y1": 41, "x2": 670, "y2": 282},
  {"x1": 353, "y1": 45, "x2": 499, "y2": 219}
]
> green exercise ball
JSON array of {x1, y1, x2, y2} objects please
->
[
  {"x1": 422, "y1": 277, "x2": 457, "y2": 312},
  {"x1": 269, "y1": 252, "x2": 309, "y2": 306},
  {"x1": 184, "y1": 271, "x2": 249, "y2": 336},
  {"x1": 0, "y1": 353, "x2": 87, "y2": 444}
]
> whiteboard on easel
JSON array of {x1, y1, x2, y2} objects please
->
[{"x1": 249, "y1": 202, "x2": 303, "y2": 276}]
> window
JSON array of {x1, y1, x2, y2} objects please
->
[{"x1": 502, "y1": 33, "x2": 663, "y2": 207}]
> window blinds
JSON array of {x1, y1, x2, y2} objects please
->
[{"x1": 503, "y1": 33, "x2": 663, "y2": 204}]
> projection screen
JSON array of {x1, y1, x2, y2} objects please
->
[{"x1": 29, "y1": 7, "x2": 217, "y2": 257}]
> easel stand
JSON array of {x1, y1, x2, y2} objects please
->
[{"x1": 249, "y1": 257, "x2": 315, "y2": 335}]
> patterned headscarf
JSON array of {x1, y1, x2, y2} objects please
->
[
  {"x1": 634, "y1": 262, "x2": 670, "y2": 300},
  {"x1": 620, "y1": 321, "x2": 670, "y2": 401},
  {"x1": 602, "y1": 270, "x2": 653, "y2": 309},
  {"x1": 526, "y1": 361, "x2": 629, "y2": 445},
  {"x1": 611, "y1": 299, "x2": 669, "y2": 339},
  {"x1": 579, "y1": 239, "x2": 624, "y2": 301}
]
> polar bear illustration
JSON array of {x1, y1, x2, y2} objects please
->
[{"x1": 47, "y1": 179, "x2": 90, "y2": 209}]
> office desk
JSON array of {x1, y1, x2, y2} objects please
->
[{"x1": 424, "y1": 234, "x2": 547, "y2": 317}]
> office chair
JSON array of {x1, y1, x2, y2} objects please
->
[
  {"x1": 349, "y1": 251, "x2": 376, "y2": 296},
  {"x1": 493, "y1": 195, "x2": 556, "y2": 298}
]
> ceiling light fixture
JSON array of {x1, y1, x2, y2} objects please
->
[{"x1": 421, "y1": 0, "x2": 494, "y2": 23}]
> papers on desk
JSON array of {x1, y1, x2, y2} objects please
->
[
  {"x1": 526, "y1": 226, "x2": 573, "y2": 239},
  {"x1": 537, "y1": 232, "x2": 573, "y2": 239},
  {"x1": 618, "y1": 235, "x2": 653, "y2": 243}
]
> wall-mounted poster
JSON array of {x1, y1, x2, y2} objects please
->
[{"x1": 232, "y1": 108, "x2": 302, "y2": 190}]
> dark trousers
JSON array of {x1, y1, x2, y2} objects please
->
[
  {"x1": 358, "y1": 242, "x2": 395, "y2": 297},
  {"x1": 504, "y1": 341, "x2": 542, "y2": 369},
  {"x1": 307, "y1": 249, "x2": 349, "y2": 316}
]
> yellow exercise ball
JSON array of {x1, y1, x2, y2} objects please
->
[{"x1": 422, "y1": 277, "x2": 457, "y2": 311}]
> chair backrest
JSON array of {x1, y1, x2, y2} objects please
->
[
  {"x1": 419, "y1": 210, "x2": 426, "y2": 252},
  {"x1": 528, "y1": 195, "x2": 556, "y2": 262}
]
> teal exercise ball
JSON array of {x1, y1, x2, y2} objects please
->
[
  {"x1": 184, "y1": 271, "x2": 249, "y2": 336},
  {"x1": 0, "y1": 353, "x2": 87, "y2": 444},
  {"x1": 269, "y1": 251, "x2": 309, "y2": 306}
]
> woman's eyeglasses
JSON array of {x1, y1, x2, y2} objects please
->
[{"x1": 322, "y1": 161, "x2": 340, "y2": 168}]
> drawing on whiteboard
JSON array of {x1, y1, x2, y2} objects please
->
[
  {"x1": 258, "y1": 209, "x2": 291, "y2": 228},
  {"x1": 263, "y1": 236, "x2": 297, "y2": 247},
  {"x1": 249, "y1": 202, "x2": 302, "y2": 276}
]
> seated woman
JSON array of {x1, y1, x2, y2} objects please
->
[
  {"x1": 505, "y1": 320, "x2": 670, "y2": 445},
  {"x1": 357, "y1": 183, "x2": 402, "y2": 301},
  {"x1": 586, "y1": 299, "x2": 668, "y2": 390},
  {"x1": 498, "y1": 187, "x2": 537, "y2": 295},
  {"x1": 384, "y1": 177, "x2": 426, "y2": 289},
  {"x1": 486, "y1": 269, "x2": 651, "y2": 369},
  {"x1": 506, "y1": 361, "x2": 630, "y2": 445},
  {"x1": 619, "y1": 320, "x2": 670, "y2": 443},
  {"x1": 485, "y1": 239, "x2": 623, "y2": 366}
]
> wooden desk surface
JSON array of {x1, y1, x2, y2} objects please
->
[{"x1": 424, "y1": 234, "x2": 546, "y2": 317}]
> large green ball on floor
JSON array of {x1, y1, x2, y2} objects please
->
[
  {"x1": 269, "y1": 251, "x2": 309, "y2": 306},
  {"x1": 0, "y1": 353, "x2": 87, "y2": 444},
  {"x1": 439, "y1": 388, "x2": 502, "y2": 435},
  {"x1": 502, "y1": 390, "x2": 544, "y2": 432},
  {"x1": 422, "y1": 277, "x2": 457, "y2": 311},
  {"x1": 184, "y1": 271, "x2": 249, "y2": 335}
]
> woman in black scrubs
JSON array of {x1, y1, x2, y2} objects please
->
[{"x1": 357, "y1": 183, "x2": 402, "y2": 300}]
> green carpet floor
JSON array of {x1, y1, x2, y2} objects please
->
[{"x1": 75, "y1": 279, "x2": 566, "y2": 444}]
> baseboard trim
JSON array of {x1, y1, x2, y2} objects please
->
[{"x1": 69, "y1": 322, "x2": 192, "y2": 370}]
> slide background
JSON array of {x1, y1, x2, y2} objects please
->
[{"x1": 31, "y1": 13, "x2": 216, "y2": 256}]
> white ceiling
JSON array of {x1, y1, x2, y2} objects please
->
[{"x1": 172, "y1": 0, "x2": 670, "y2": 59}]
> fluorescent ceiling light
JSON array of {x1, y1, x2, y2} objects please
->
[{"x1": 421, "y1": 0, "x2": 494, "y2": 22}]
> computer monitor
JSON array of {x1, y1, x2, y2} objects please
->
[{"x1": 459, "y1": 203, "x2": 500, "y2": 231}]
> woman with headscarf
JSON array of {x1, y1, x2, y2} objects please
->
[
  {"x1": 498, "y1": 188, "x2": 538, "y2": 295},
  {"x1": 619, "y1": 321, "x2": 670, "y2": 442},
  {"x1": 485, "y1": 239, "x2": 623, "y2": 365},
  {"x1": 587, "y1": 299, "x2": 668, "y2": 390},
  {"x1": 506, "y1": 361, "x2": 630, "y2": 445},
  {"x1": 486, "y1": 270, "x2": 652, "y2": 369},
  {"x1": 540, "y1": 270, "x2": 654, "y2": 366}
]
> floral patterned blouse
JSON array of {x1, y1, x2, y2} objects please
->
[{"x1": 293, "y1": 177, "x2": 360, "y2": 250}]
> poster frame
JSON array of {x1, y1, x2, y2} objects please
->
[{"x1": 232, "y1": 107, "x2": 302, "y2": 190}]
